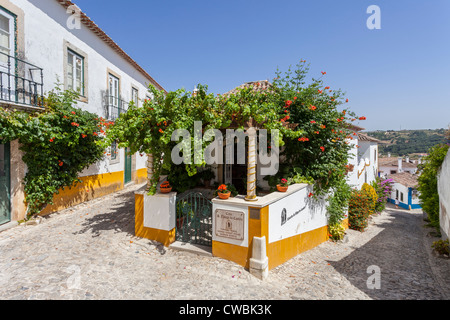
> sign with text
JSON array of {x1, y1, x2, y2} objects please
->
[{"x1": 215, "y1": 209, "x2": 245, "y2": 241}]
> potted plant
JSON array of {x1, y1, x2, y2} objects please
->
[
  {"x1": 277, "y1": 178, "x2": 289, "y2": 192},
  {"x1": 217, "y1": 184, "x2": 231, "y2": 199},
  {"x1": 200, "y1": 169, "x2": 215, "y2": 188},
  {"x1": 160, "y1": 181, "x2": 172, "y2": 193}
]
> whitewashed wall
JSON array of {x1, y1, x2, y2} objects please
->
[
  {"x1": 12, "y1": 0, "x2": 154, "y2": 177},
  {"x1": 438, "y1": 150, "x2": 450, "y2": 240}
]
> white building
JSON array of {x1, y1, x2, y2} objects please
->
[
  {"x1": 437, "y1": 149, "x2": 450, "y2": 239},
  {"x1": 378, "y1": 156, "x2": 418, "y2": 178},
  {"x1": 346, "y1": 125, "x2": 381, "y2": 190},
  {"x1": 0, "y1": 0, "x2": 165, "y2": 225},
  {"x1": 387, "y1": 172, "x2": 421, "y2": 210}
]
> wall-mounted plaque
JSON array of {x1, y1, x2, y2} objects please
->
[{"x1": 215, "y1": 209, "x2": 245, "y2": 241}]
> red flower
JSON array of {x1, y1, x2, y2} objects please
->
[
  {"x1": 159, "y1": 128, "x2": 164, "y2": 133},
  {"x1": 321, "y1": 71, "x2": 326, "y2": 75},
  {"x1": 71, "y1": 111, "x2": 76, "y2": 115},
  {"x1": 286, "y1": 100, "x2": 293, "y2": 107},
  {"x1": 310, "y1": 120, "x2": 316, "y2": 124},
  {"x1": 308, "y1": 193, "x2": 314, "y2": 198},
  {"x1": 310, "y1": 105, "x2": 317, "y2": 111},
  {"x1": 93, "y1": 132, "x2": 98, "y2": 136},
  {"x1": 346, "y1": 99, "x2": 349, "y2": 103},
  {"x1": 294, "y1": 97, "x2": 297, "y2": 100},
  {"x1": 81, "y1": 134, "x2": 87, "y2": 138},
  {"x1": 320, "y1": 146, "x2": 325, "y2": 152},
  {"x1": 359, "y1": 117, "x2": 367, "y2": 120},
  {"x1": 49, "y1": 138, "x2": 54, "y2": 143},
  {"x1": 318, "y1": 90, "x2": 323, "y2": 94},
  {"x1": 58, "y1": 160, "x2": 63, "y2": 167},
  {"x1": 315, "y1": 131, "x2": 320, "y2": 134},
  {"x1": 320, "y1": 125, "x2": 326, "y2": 129},
  {"x1": 298, "y1": 137, "x2": 310, "y2": 142}
]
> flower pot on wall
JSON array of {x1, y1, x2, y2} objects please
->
[
  {"x1": 277, "y1": 185, "x2": 288, "y2": 192},
  {"x1": 218, "y1": 191, "x2": 231, "y2": 200},
  {"x1": 160, "y1": 187, "x2": 172, "y2": 194}
]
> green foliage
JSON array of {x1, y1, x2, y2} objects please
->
[
  {"x1": 417, "y1": 144, "x2": 449, "y2": 231},
  {"x1": 328, "y1": 222, "x2": 346, "y2": 242},
  {"x1": 371, "y1": 177, "x2": 394, "y2": 213},
  {"x1": 167, "y1": 165, "x2": 202, "y2": 194},
  {"x1": 432, "y1": 239, "x2": 449, "y2": 255},
  {"x1": 362, "y1": 183, "x2": 377, "y2": 215},
  {"x1": 326, "y1": 179, "x2": 352, "y2": 227},
  {"x1": 366, "y1": 129, "x2": 448, "y2": 157},
  {"x1": 348, "y1": 189, "x2": 372, "y2": 231},
  {"x1": 0, "y1": 88, "x2": 105, "y2": 218}
]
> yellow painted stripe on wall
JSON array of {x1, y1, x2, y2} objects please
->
[
  {"x1": 135, "y1": 193, "x2": 176, "y2": 247},
  {"x1": 40, "y1": 171, "x2": 124, "y2": 216},
  {"x1": 212, "y1": 240, "x2": 251, "y2": 268},
  {"x1": 135, "y1": 168, "x2": 147, "y2": 184}
]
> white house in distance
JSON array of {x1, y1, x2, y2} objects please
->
[
  {"x1": 378, "y1": 156, "x2": 419, "y2": 178},
  {"x1": 0, "y1": 0, "x2": 165, "y2": 226},
  {"x1": 387, "y1": 172, "x2": 421, "y2": 210},
  {"x1": 346, "y1": 125, "x2": 381, "y2": 190}
]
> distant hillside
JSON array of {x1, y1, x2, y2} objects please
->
[{"x1": 365, "y1": 129, "x2": 449, "y2": 157}]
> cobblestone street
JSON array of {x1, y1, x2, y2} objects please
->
[{"x1": 0, "y1": 183, "x2": 448, "y2": 300}]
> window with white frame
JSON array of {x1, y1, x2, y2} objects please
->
[
  {"x1": 67, "y1": 49, "x2": 85, "y2": 96},
  {"x1": 131, "y1": 87, "x2": 139, "y2": 107},
  {"x1": 0, "y1": 8, "x2": 14, "y2": 64}
]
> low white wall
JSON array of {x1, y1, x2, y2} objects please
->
[{"x1": 438, "y1": 151, "x2": 450, "y2": 239}]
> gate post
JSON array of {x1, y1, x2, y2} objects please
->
[{"x1": 135, "y1": 190, "x2": 177, "y2": 247}]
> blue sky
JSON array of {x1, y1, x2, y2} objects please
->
[{"x1": 73, "y1": 0, "x2": 450, "y2": 131}]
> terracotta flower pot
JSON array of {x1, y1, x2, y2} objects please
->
[
  {"x1": 218, "y1": 191, "x2": 231, "y2": 199},
  {"x1": 277, "y1": 184, "x2": 288, "y2": 192},
  {"x1": 160, "y1": 187, "x2": 172, "y2": 193}
]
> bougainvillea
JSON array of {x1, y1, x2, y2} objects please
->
[{"x1": 0, "y1": 88, "x2": 105, "y2": 218}]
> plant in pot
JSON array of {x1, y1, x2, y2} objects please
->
[
  {"x1": 160, "y1": 180, "x2": 172, "y2": 193},
  {"x1": 216, "y1": 184, "x2": 231, "y2": 199},
  {"x1": 201, "y1": 169, "x2": 215, "y2": 188},
  {"x1": 277, "y1": 178, "x2": 289, "y2": 192}
]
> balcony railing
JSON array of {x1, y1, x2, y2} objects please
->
[
  {"x1": 0, "y1": 51, "x2": 44, "y2": 108},
  {"x1": 104, "y1": 94, "x2": 129, "y2": 120}
]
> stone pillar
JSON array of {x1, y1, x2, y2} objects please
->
[
  {"x1": 249, "y1": 236, "x2": 269, "y2": 280},
  {"x1": 245, "y1": 127, "x2": 258, "y2": 201}
]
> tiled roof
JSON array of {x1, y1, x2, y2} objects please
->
[
  {"x1": 379, "y1": 157, "x2": 418, "y2": 168},
  {"x1": 357, "y1": 133, "x2": 383, "y2": 143},
  {"x1": 56, "y1": 0, "x2": 166, "y2": 93},
  {"x1": 223, "y1": 80, "x2": 272, "y2": 95},
  {"x1": 387, "y1": 172, "x2": 419, "y2": 188}
]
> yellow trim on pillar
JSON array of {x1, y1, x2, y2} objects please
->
[
  {"x1": 135, "y1": 168, "x2": 147, "y2": 184},
  {"x1": 135, "y1": 193, "x2": 176, "y2": 247}
]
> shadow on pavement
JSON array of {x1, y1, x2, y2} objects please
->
[{"x1": 328, "y1": 208, "x2": 445, "y2": 300}]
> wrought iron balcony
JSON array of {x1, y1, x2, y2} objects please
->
[
  {"x1": 104, "y1": 94, "x2": 129, "y2": 121},
  {"x1": 0, "y1": 51, "x2": 44, "y2": 108}
]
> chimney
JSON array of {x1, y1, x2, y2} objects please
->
[
  {"x1": 388, "y1": 153, "x2": 391, "y2": 158},
  {"x1": 406, "y1": 156, "x2": 410, "y2": 163},
  {"x1": 398, "y1": 157, "x2": 403, "y2": 172}
]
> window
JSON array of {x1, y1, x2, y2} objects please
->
[
  {"x1": 0, "y1": 9, "x2": 14, "y2": 63},
  {"x1": 390, "y1": 170, "x2": 397, "y2": 174},
  {"x1": 400, "y1": 192, "x2": 404, "y2": 202},
  {"x1": 110, "y1": 141, "x2": 118, "y2": 161},
  {"x1": 131, "y1": 87, "x2": 139, "y2": 107},
  {"x1": 396, "y1": 189, "x2": 399, "y2": 199},
  {"x1": 67, "y1": 49, "x2": 85, "y2": 96}
]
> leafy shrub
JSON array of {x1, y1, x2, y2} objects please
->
[
  {"x1": 0, "y1": 88, "x2": 105, "y2": 218},
  {"x1": 328, "y1": 222, "x2": 346, "y2": 241},
  {"x1": 432, "y1": 239, "x2": 449, "y2": 256},
  {"x1": 348, "y1": 189, "x2": 372, "y2": 231},
  {"x1": 418, "y1": 144, "x2": 449, "y2": 231},
  {"x1": 362, "y1": 183, "x2": 377, "y2": 215},
  {"x1": 371, "y1": 178, "x2": 394, "y2": 213}
]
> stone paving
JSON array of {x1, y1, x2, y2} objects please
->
[{"x1": 0, "y1": 183, "x2": 448, "y2": 300}]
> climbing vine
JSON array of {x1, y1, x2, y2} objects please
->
[{"x1": 0, "y1": 88, "x2": 105, "y2": 218}]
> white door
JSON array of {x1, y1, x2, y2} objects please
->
[{"x1": 0, "y1": 9, "x2": 15, "y2": 102}]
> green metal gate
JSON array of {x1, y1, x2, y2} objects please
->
[
  {"x1": 176, "y1": 191, "x2": 213, "y2": 246},
  {"x1": 0, "y1": 142, "x2": 11, "y2": 225}
]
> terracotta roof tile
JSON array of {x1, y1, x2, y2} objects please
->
[
  {"x1": 387, "y1": 172, "x2": 419, "y2": 188},
  {"x1": 56, "y1": 0, "x2": 166, "y2": 93}
]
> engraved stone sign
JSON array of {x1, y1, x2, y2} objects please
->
[{"x1": 215, "y1": 209, "x2": 245, "y2": 241}]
